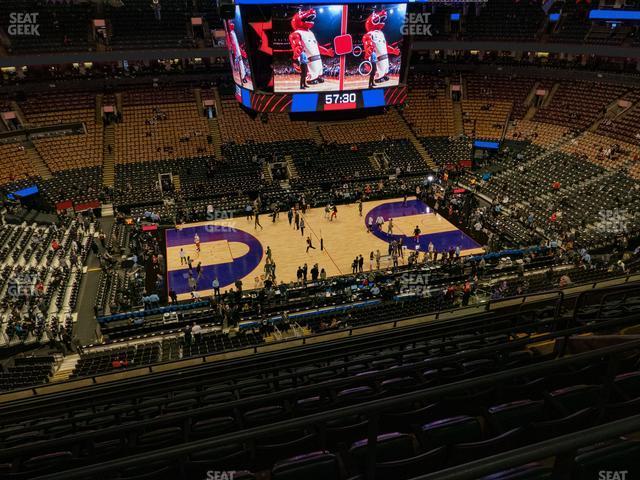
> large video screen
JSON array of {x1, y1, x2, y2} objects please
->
[
  {"x1": 224, "y1": 6, "x2": 254, "y2": 90},
  {"x1": 272, "y1": 3, "x2": 405, "y2": 93}
]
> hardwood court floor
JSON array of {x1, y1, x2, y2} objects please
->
[
  {"x1": 274, "y1": 74, "x2": 340, "y2": 92},
  {"x1": 166, "y1": 197, "x2": 484, "y2": 300}
]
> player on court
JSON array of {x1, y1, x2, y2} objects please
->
[{"x1": 194, "y1": 233, "x2": 201, "y2": 256}]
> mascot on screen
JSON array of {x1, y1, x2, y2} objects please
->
[
  {"x1": 363, "y1": 9, "x2": 400, "y2": 83},
  {"x1": 289, "y1": 8, "x2": 334, "y2": 85},
  {"x1": 227, "y1": 20, "x2": 249, "y2": 84}
]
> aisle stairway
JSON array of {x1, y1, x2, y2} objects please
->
[
  {"x1": 95, "y1": 94, "x2": 103, "y2": 124},
  {"x1": 524, "y1": 105, "x2": 538, "y2": 120},
  {"x1": 284, "y1": 155, "x2": 299, "y2": 179},
  {"x1": 542, "y1": 83, "x2": 560, "y2": 107},
  {"x1": 193, "y1": 88, "x2": 204, "y2": 116},
  {"x1": 23, "y1": 142, "x2": 52, "y2": 180},
  {"x1": 10, "y1": 101, "x2": 28, "y2": 127},
  {"x1": 102, "y1": 124, "x2": 115, "y2": 187},
  {"x1": 453, "y1": 102, "x2": 464, "y2": 136},
  {"x1": 391, "y1": 107, "x2": 437, "y2": 170},
  {"x1": 207, "y1": 118, "x2": 223, "y2": 159},
  {"x1": 51, "y1": 354, "x2": 80, "y2": 383},
  {"x1": 308, "y1": 122, "x2": 324, "y2": 145}
]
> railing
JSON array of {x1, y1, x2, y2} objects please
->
[
  {"x1": 0, "y1": 303, "x2": 561, "y2": 414},
  {"x1": 2, "y1": 312, "x2": 639, "y2": 464},
  {"x1": 27, "y1": 338, "x2": 640, "y2": 480},
  {"x1": 414, "y1": 414, "x2": 640, "y2": 480},
  {"x1": 0, "y1": 275, "x2": 638, "y2": 403}
]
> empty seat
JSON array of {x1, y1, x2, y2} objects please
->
[{"x1": 271, "y1": 451, "x2": 344, "y2": 480}]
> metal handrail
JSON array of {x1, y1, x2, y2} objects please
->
[
  {"x1": 412, "y1": 415, "x2": 640, "y2": 480},
  {"x1": 29, "y1": 338, "x2": 640, "y2": 480}
]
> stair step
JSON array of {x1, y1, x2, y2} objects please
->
[
  {"x1": 102, "y1": 123, "x2": 116, "y2": 187},
  {"x1": 23, "y1": 143, "x2": 53, "y2": 180}
]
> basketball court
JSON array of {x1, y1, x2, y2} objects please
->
[
  {"x1": 343, "y1": 73, "x2": 400, "y2": 90},
  {"x1": 274, "y1": 74, "x2": 341, "y2": 92},
  {"x1": 166, "y1": 197, "x2": 484, "y2": 300}
]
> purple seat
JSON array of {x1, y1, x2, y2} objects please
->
[
  {"x1": 420, "y1": 416, "x2": 482, "y2": 448},
  {"x1": 449, "y1": 427, "x2": 524, "y2": 465},
  {"x1": 487, "y1": 399, "x2": 545, "y2": 434},
  {"x1": 272, "y1": 451, "x2": 344, "y2": 480},
  {"x1": 336, "y1": 386, "x2": 376, "y2": 405}
]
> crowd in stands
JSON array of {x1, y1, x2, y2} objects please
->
[
  {"x1": 0, "y1": 206, "x2": 95, "y2": 352},
  {"x1": 0, "y1": 68, "x2": 639, "y2": 395}
]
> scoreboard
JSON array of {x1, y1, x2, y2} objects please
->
[
  {"x1": 223, "y1": 0, "x2": 413, "y2": 112},
  {"x1": 235, "y1": 84, "x2": 407, "y2": 112}
]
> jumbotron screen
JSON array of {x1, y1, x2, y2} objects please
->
[
  {"x1": 224, "y1": 6, "x2": 254, "y2": 90},
  {"x1": 273, "y1": 4, "x2": 405, "y2": 92},
  {"x1": 226, "y1": 1, "x2": 411, "y2": 112}
]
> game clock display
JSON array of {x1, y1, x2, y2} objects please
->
[
  {"x1": 239, "y1": 85, "x2": 406, "y2": 112},
  {"x1": 322, "y1": 92, "x2": 358, "y2": 109}
]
